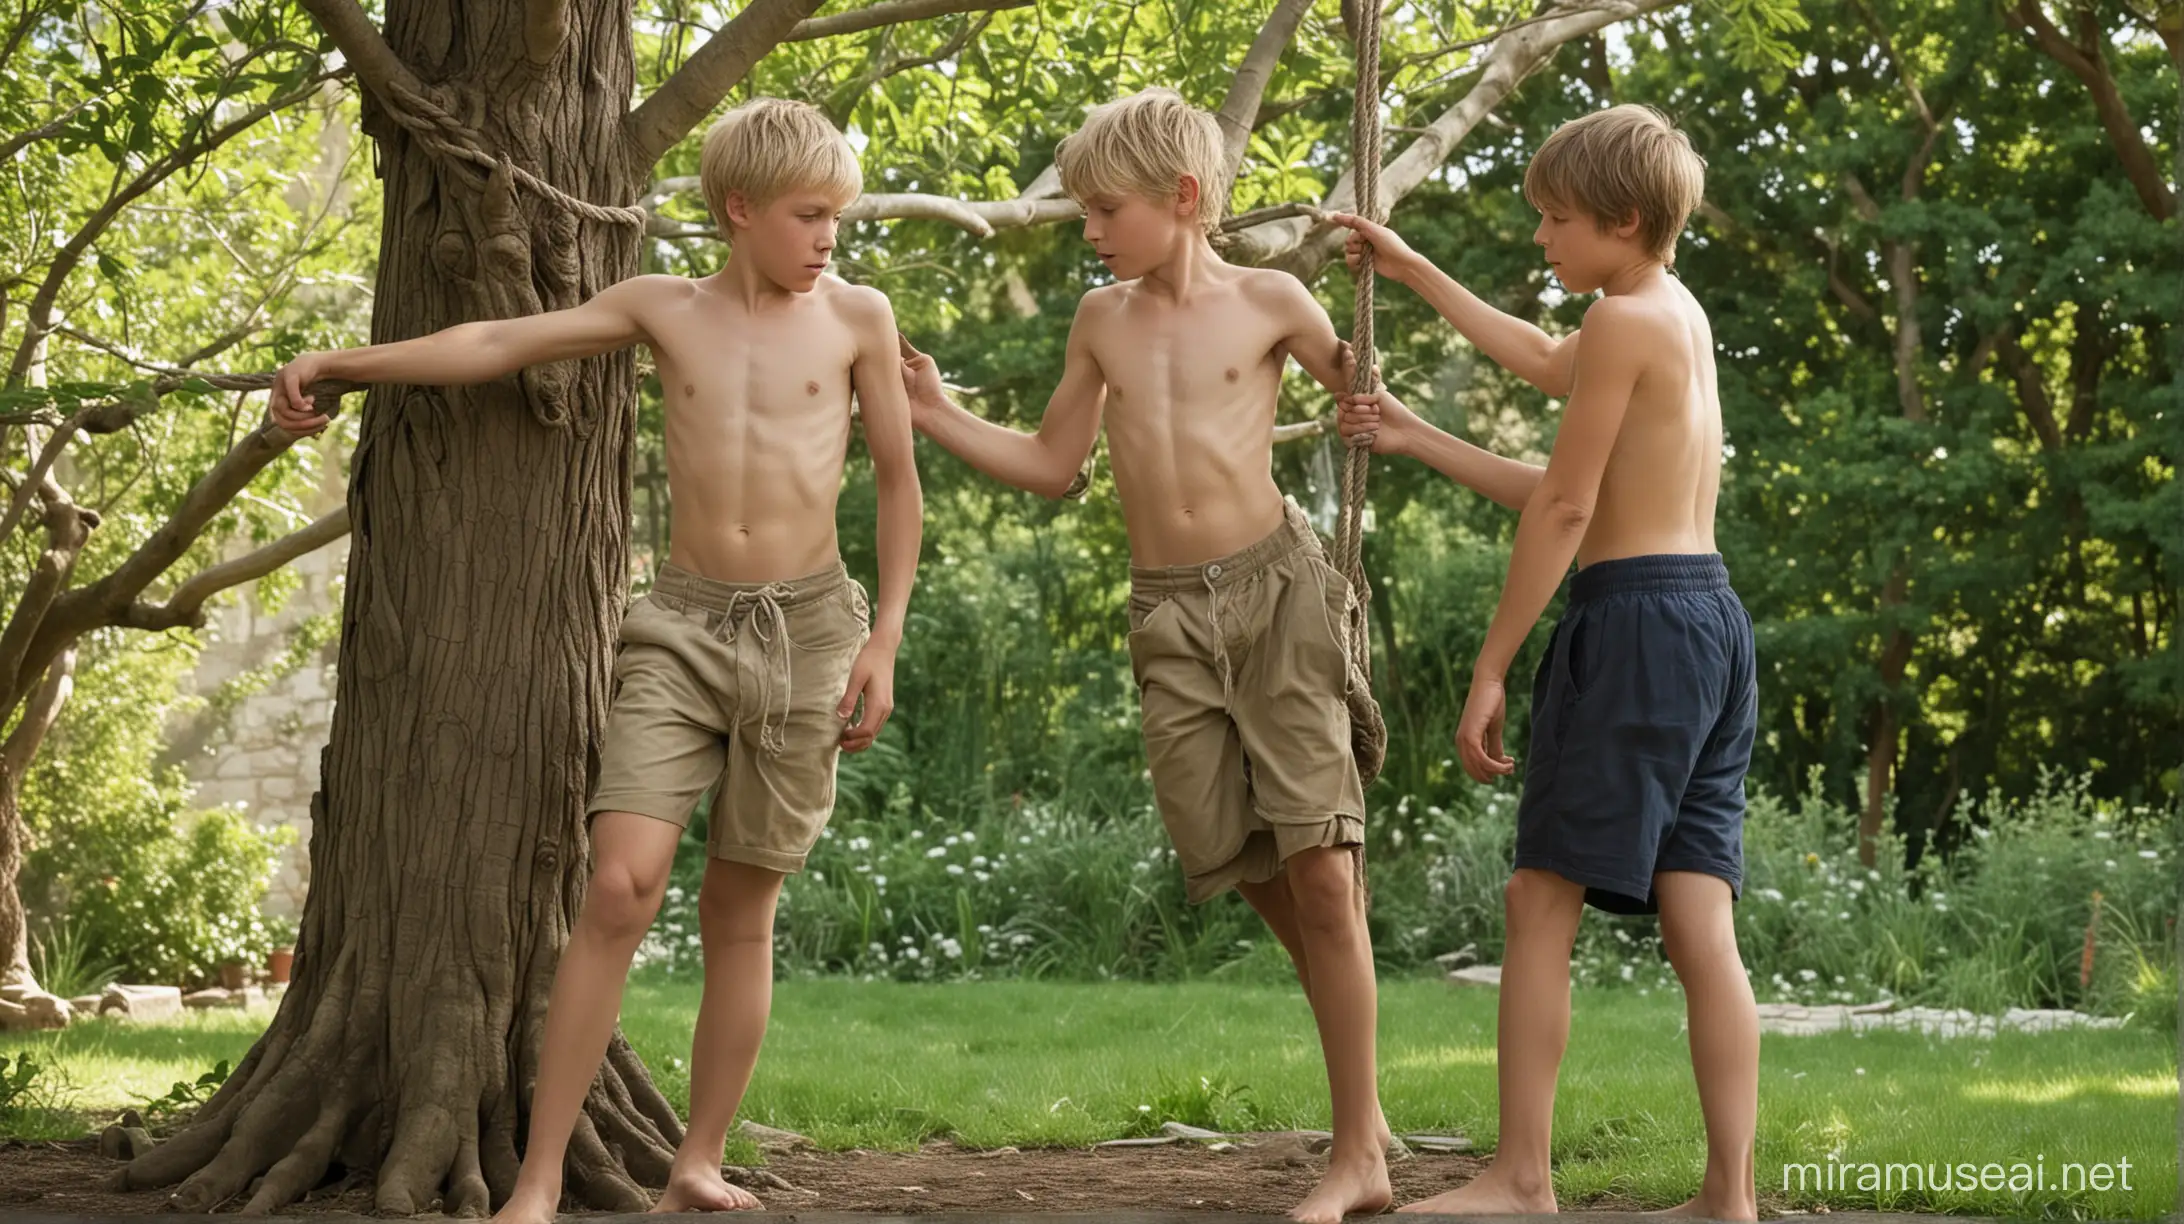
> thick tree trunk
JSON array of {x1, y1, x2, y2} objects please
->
[
  {"x1": 117, "y1": 2, "x2": 682, "y2": 1213},
  {"x1": 1859, "y1": 570, "x2": 1913, "y2": 869},
  {"x1": 0, "y1": 648, "x2": 76, "y2": 1030},
  {"x1": 0, "y1": 770, "x2": 45, "y2": 1025}
]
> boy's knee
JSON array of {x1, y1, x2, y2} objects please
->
[
  {"x1": 1656, "y1": 874, "x2": 1740, "y2": 964},
  {"x1": 1660, "y1": 912, "x2": 1741, "y2": 970},
  {"x1": 1504, "y1": 867, "x2": 1576, "y2": 915},
  {"x1": 584, "y1": 861, "x2": 669, "y2": 939},
  {"x1": 1283, "y1": 847, "x2": 1360, "y2": 928}
]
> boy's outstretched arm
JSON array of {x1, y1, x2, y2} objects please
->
[
  {"x1": 1339, "y1": 387, "x2": 1543, "y2": 511},
  {"x1": 1457, "y1": 298, "x2": 1646, "y2": 783},
  {"x1": 840, "y1": 287, "x2": 924, "y2": 754},
  {"x1": 265, "y1": 276, "x2": 658, "y2": 434},
  {"x1": 898, "y1": 297, "x2": 1105, "y2": 500},
  {"x1": 1323, "y1": 213, "x2": 1580, "y2": 398}
]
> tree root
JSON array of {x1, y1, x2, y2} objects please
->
[{"x1": 122, "y1": 927, "x2": 680, "y2": 1215}]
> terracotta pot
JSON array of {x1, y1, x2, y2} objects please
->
[
  {"x1": 217, "y1": 960, "x2": 248, "y2": 991},
  {"x1": 267, "y1": 947, "x2": 294, "y2": 984}
]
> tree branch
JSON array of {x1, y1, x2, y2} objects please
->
[
  {"x1": 645, "y1": 183, "x2": 1080, "y2": 239},
  {"x1": 0, "y1": 494, "x2": 94, "y2": 717},
  {"x1": 1697, "y1": 199, "x2": 1881, "y2": 326},
  {"x1": 1852, "y1": 0, "x2": 1935, "y2": 132},
  {"x1": 1224, "y1": 0, "x2": 1675, "y2": 278},
  {"x1": 1966, "y1": 320, "x2": 2008, "y2": 381},
  {"x1": 626, "y1": 0, "x2": 830, "y2": 168},
  {"x1": 1842, "y1": 170, "x2": 1927, "y2": 423},
  {"x1": 295, "y1": 0, "x2": 427, "y2": 106},
  {"x1": 0, "y1": 407, "x2": 91, "y2": 548},
  {"x1": 1273, "y1": 416, "x2": 1331, "y2": 443},
  {"x1": 2007, "y1": 0, "x2": 2175, "y2": 219},
  {"x1": 47, "y1": 402, "x2": 345, "y2": 662},
  {"x1": 2065, "y1": 310, "x2": 2104, "y2": 440},
  {"x1": 1215, "y1": 0, "x2": 1317, "y2": 189},
  {"x1": 787, "y1": 0, "x2": 1030, "y2": 42},
  {"x1": 0, "y1": 646, "x2": 73, "y2": 782},
  {"x1": 1840, "y1": 5, "x2": 1936, "y2": 426},
  {"x1": 1996, "y1": 330, "x2": 2063, "y2": 451},
  {"x1": 4, "y1": 67, "x2": 350, "y2": 385},
  {"x1": 821, "y1": 8, "x2": 1001, "y2": 124},
  {"x1": 115, "y1": 508, "x2": 351, "y2": 632},
  {"x1": 0, "y1": 83, "x2": 126, "y2": 166}
]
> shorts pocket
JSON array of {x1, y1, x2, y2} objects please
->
[
  {"x1": 1558, "y1": 607, "x2": 1604, "y2": 705},
  {"x1": 618, "y1": 593, "x2": 696, "y2": 648},
  {"x1": 1125, "y1": 595, "x2": 1181, "y2": 685},
  {"x1": 1126, "y1": 593, "x2": 1179, "y2": 637},
  {"x1": 787, "y1": 583, "x2": 868, "y2": 653},
  {"x1": 1297, "y1": 555, "x2": 1358, "y2": 677}
]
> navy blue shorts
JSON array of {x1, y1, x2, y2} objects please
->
[{"x1": 1513, "y1": 554, "x2": 1757, "y2": 915}]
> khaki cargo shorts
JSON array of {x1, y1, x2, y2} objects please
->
[
  {"x1": 588, "y1": 562, "x2": 869, "y2": 873},
  {"x1": 1127, "y1": 501, "x2": 1367, "y2": 903}
]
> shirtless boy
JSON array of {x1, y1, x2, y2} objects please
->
[
  {"x1": 268, "y1": 98, "x2": 922, "y2": 1221},
  {"x1": 899, "y1": 88, "x2": 1389, "y2": 1224},
  {"x1": 1328, "y1": 103, "x2": 1759, "y2": 1219}
]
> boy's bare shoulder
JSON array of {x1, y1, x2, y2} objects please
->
[
  {"x1": 1577, "y1": 293, "x2": 1679, "y2": 359},
  {"x1": 814, "y1": 275, "x2": 899, "y2": 337},
  {"x1": 605, "y1": 272, "x2": 698, "y2": 308},
  {"x1": 1239, "y1": 263, "x2": 1317, "y2": 305},
  {"x1": 1081, "y1": 281, "x2": 1130, "y2": 311},
  {"x1": 1233, "y1": 263, "x2": 1309, "y2": 300},
  {"x1": 1071, "y1": 281, "x2": 1130, "y2": 328},
  {"x1": 815, "y1": 273, "x2": 889, "y2": 312}
]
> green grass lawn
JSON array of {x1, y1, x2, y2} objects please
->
[{"x1": 5, "y1": 975, "x2": 2175, "y2": 1217}]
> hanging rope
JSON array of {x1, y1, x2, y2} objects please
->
[{"x1": 1333, "y1": 0, "x2": 1387, "y2": 788}]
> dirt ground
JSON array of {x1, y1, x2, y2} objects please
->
[{"x1": 0, "y1": 1132, "x2": 1699, "y2": 1217}]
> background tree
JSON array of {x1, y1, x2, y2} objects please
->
[{"x1": 0, "y1": 0, "x2": 371, "y2": 1030}]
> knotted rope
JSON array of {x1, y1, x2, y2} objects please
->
[{"x1": 378, "y1": 78, "x2": 648, "y2": 228}]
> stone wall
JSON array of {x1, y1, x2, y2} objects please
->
[{"x1": 169, "y1": 530, "x2": 345, "y2": 919}]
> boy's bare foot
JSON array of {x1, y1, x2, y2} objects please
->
[
  {"x1": 650, "y1": 1167, "x2": 762, "y2": 1213},
  {"x1": 1397, "y1": 1162, "x2": 1557, "y2": 1215},
  {"x1": 487, "y1": 1184, "x2": 561, "y2": 1224},
  {"x1": 1650, "y1": 1190, "x2": 1757, "y2": 1220},
  {"x1": 1290, "y1": 1148, "x2": 1393, "y2": 1224}
]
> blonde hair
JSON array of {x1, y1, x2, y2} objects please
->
[
  {"x1": 1523, "y1": 104, "x2": 1705, "y2": 265},
  {"x1": 1055, "y1": 88, "x2": 1228, "y2": 235},
  {"x1": 698, "y1": 98, "x2": 862, "y2": 241}
]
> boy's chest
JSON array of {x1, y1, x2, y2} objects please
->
[
  {"x1": 653, "y1": 310, "x2": 859, "y2": 413},
  {"x1": 1092, "y1": 305, "x2": 1286, "y2": 404}
]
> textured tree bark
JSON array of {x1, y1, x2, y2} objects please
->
[
  {"x1": 0, "y1": 645, "x2": 74, "y2": 1029},
  {"x1": 0, "y1": 772, "x2": 49, "y2": 1029},
  {"x1": 114, "y1": 2, "x2": 688, "y2": 1213}
]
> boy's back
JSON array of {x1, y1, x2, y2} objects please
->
[{"x1": 1577, "y1": 277, "x2": 1723, "y2": 567}]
